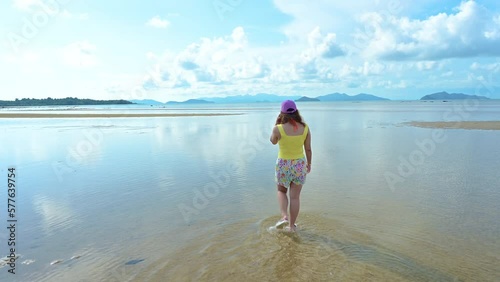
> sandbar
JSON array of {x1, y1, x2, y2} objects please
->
[
  {"x1": 0, "y1": 113, "x2": 242, "y2": 118},
  {"x1": 405, "y1": 121, "x2": 500, "y2": 130}
]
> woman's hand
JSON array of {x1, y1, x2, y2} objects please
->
[{"x1": 307, "y1": 163, "x2": 311, "y2": 173}]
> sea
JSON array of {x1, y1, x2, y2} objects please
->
[{"x1": 0, "y1": 100, "x2": 499, "y2": 281}]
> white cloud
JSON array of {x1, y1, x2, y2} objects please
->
[
  {"x1": 62, "y1": 41, "x2": 98, "y2": 68},
  {"x1": 230, "y1": 26, "x2": 247, "y2": 50},
  {"x1": 377, "y1": 80, "x2": 407, "y2": 89},
  {"x1": 96, "y1": 2, "x2": 500, "y2": 100},
  {"x1": 358, "y1": 1, "x2": 500, "y2": 60},
  {"x1": 146, "y1": 51, "x2": 157, "y2": 60},
  {"x1": 442, "y1": 71, "x2": 453, "y2": 77},
  {"x1": 486, "y1": 14, "x2": 500, "y2": 38},
  {"x1": 273, "y1": 0, "x2": 393, "y2": 41},
  {"x1": 266, "y1": 64, "x2": 299, "y2": 83},
  {"x1": 305, "y1": 27, "x2": 344, "y2": 59},
  {"x1": 470, "y1": 61, "x2": 500, "y2": 71},
  {"x1": 336, "y1": 61, "x2": 388, "y2": 79},
  {"x1": 416, "y1": 61, "x2": 437, "y2": 71},
  {"x1": 338, "y1": 64, "x2": 359, "y2": 78},
  {"x1": 142, "y1": 26, "x2": 263, "y2": 89},
  {"x1": 146, "y1": 16, "x2": 170, "y2": 28},
  {"x1": 362, "y1": 61, "x2": 386, "y2": 75},
  {"x1": 137, "y1": 25, "x2": 393, "y2": 97},
  {"x1": 150, "y1": 25, "x2": 342, "y2": 90},
  {"x1": 273, "y1": 0, "x2": 500, "y2": 63},
  {"x1": 260, "y1": 27, "x2": 345, "y2": 83}
]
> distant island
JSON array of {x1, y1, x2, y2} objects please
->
[
  {"x1": 129, "y1": 99, "x2": 164, "y2": 105},
  {"x1": 296, "y1": 96, "x2": 320, "y2": 102},
  {"x1": 195, "y1": 92, "x2": 389, "y2": 103},
  {"x1": 316, "y1": 93, "x2": 389, "y2": 101},
  {"x1": 199, "y1": 93, "x2": 300, "y2": 103},
  {"x1": 127, "y1": 93, "x2": 391, "y2": 105},
  {"x1": 0, "y1": 97, "x2": 133, "y2": 107},
  {"x1": 166, "y1": 99, "x2": 214, "y2": 105},
  {"x1": 420, "y1": 91, "x2": 490, "y2": 100},
  {"x1": 5, "y1": 91, "x2": 495, "y2": 107}
]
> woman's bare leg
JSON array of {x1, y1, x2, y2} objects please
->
[
  {"x1": 289, "y1": 183, "x2": 303, "y2": 231},
  {"x1": 277, "y1": 185, "x2": 289, "y2": 220}
]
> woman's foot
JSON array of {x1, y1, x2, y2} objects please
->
[
  {"x1": 285, "y1": 224, "x2": 297, "y2": 232},
  {"x1": 275, "y1": 216, "x2": 289, "y2": 229}
]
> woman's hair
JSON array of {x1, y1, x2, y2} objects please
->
[{"x1": 276, "y1": 110, "x2": 306, "y2": 127}]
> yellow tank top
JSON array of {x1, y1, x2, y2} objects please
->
[{"x1": 277, "y1": 124, "x2": 308, "y2": 159}]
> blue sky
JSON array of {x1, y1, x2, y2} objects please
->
[{"x1": 1, "y1": 0, "x2": 499, "y2": 102}]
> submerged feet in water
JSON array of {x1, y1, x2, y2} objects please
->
[
  {"x1": 285, "y1": 224, "x2": 298, "y2": 232},
  {"x1": 275, "y1": 217, "x2": 289, "y2": 229},
  {"x1": 275, "y1": 216, "x2": 298, "y2": 232}
]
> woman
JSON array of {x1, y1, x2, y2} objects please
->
[{"x1": 270, "y1": 100, "x2": 312, "y2": 232}]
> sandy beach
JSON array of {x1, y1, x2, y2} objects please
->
[
  {"x1": 405, "y1": 121, "x2": 500, "y2": 130},
  {"x1": 0, "y1": 113, "x2": 241, "y2": 118},
  {"x1": 3, "y1": 102, "x2": 500, "y2": 282}
]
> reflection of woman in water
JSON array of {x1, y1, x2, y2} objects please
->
[{"x1": 270, "y1": 100, "x2": 312, "y2": 232}]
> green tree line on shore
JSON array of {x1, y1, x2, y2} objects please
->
[{"x1": 0, "y1": 97, "x2": 133, "y2": 106}]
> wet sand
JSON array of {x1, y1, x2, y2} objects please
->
[
  {"x1": 0, "y1": 113, "x2": 241, "y2": 118},
  {"x1": 405, "y1": 121, "x2": 500, "y2": 130},
  {"x1": 127, "y1": 214, "x2": 498, "y2": 282}
]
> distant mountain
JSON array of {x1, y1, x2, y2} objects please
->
[
  {"x1": 317, "y1": 93, "x2": 389, "y2": 101},
  {"x1": 129, "y1": 99, "x2": 163, "y2": 105},
  {"x1": 166, "y1": 99, "x2": 214, "y2": 105},
  {"x1": 420, "y1": 91, "x2": 490, "y2": 100},
  {"x1": 200, "y1": 93, "x2": 300, "y2": 103},
  {"x1": 163, "y1": 92, "x2": 389, "y2": 104},
  {"x1": 354, "y1": 93, "x2": 390, "y2": 101},
  {"x1": 296, "y1": 96, "x2": 320, "y2": 102},
  {"x1": 0, "y1": 97, "x2": 133, "y2": 107}
]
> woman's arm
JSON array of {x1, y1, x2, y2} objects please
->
[
  {"x1": 304, "y1": 129, "x2": 312, "y2": 172},
  {"x1": 270, "y1": 126, "x2": 281, "y2": 145}
]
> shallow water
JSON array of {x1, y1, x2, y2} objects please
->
[{"x1": 0, "y1": 101, "x2": 499, "y2": 281}]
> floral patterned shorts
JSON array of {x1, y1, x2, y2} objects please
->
[{"x1": 275, "y1": 157, "x2": 307, "y2": 188}]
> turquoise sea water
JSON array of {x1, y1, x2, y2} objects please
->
[{"x1": 0, "y1": 100, "x2": 499, "y2": 281}]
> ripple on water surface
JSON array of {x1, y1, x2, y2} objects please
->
[{"x1": 129, "y1": 213, "x2": 493, "y2": 282}]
